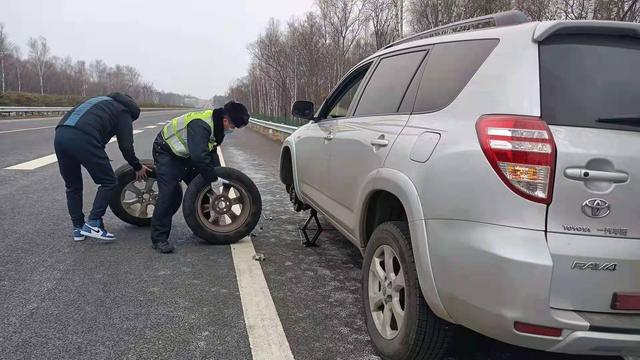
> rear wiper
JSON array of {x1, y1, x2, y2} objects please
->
[{"x1": 597, "y1": 115, "x2": 640, "y2": 124}]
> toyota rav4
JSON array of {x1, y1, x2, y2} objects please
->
[{"x1": 279, "y1": 10, "x2": 640, "y2": 360}]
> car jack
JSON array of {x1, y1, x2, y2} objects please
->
[{"x1": 298, "y1": 209, "x2": 322, "y2": 247}]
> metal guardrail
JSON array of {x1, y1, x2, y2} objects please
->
[
  {"x1": 0, "y1": 106, "x2": 190, "y2": 116},
  {"x1": 249, "y1": 118, "x2": 300, "y2": 134}
]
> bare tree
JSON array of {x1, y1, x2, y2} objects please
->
[
  {"x1": 0, "y1": 23, "x2": 9, "y2": 94},
  {"x1": 12, "y1": 44, "x2": 23, "y2": 93},
  {"x1": 514, "y1": 0, "x2": 561, "y2": 20},
  {"x1": 28, "y1": 36, "x2": 50, "y2": 95},
  {"x1": 367, "y1": 0, "x2": 401, "y2": 48},
  {"x1": 407, "y1": 0, "x2": 462, "y2": 32},
  {"x1": 317, "y1": 0, "x2": 369, "y2": 79},
  {"x1": 75, "y1": 60, "x2": 88, "y2": 96}
]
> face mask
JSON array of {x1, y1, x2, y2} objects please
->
[{"x1": 224, "y1": 128, "x2": 234, "y2": 135}]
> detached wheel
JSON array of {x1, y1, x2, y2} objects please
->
[
  {"x1": 363, "y1": 221, "x2": 455, "y2": 360},
  {"x1": 109, "y1": 159, "x2": 183, "y2": 227},
  {"x1": 182, "y1": 167, "x2": 261, "y2": 245}
]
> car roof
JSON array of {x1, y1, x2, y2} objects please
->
[{"x1": 357, "y1": 18, "x2": 640, "y2": 67}]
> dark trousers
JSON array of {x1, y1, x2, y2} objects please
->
[
  {"x1": 54, "y1": 127, "x2": 117, "y2": 228},
  {"x1": 150, "y1": 139, "x2": 220, "y2": 244}
]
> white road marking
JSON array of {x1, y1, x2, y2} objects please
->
[
  {"x1": 144, "y1": 125, "x2": 157, "y2": 129},
  {"x1": 218, "y1": 147, "x2": 294, "y2": 360},
  {"x1": 5, "y1": 154, "x2": 58, "y2": 170},
  {"x1": 156, "y1": 122, "x2": 165, "y2": 125},
  {"x1": 231, "y1": 239, "x2": 295, "y2": 360},
  {"x1": 4, "y1": 129, "x2": 145, "y2": 170},
  {"x1": 0, "y1": 125, "x2": 56, "y2": 134}
]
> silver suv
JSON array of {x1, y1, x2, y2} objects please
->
[{"x1": 279, "y1": 10, "x2": 640, "y2": 360}]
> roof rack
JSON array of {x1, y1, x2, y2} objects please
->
[{"x1": 383, "y1": 10, "x2": 529, "y2": 49}]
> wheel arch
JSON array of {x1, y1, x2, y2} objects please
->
[
  {"x1": 280, "y1": 145, "x2": 294, "y2": 185},
  {"x1": 361, "y1": 168, "x2": 454, "y2": 323}
]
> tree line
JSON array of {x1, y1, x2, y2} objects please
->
[
  {"x1": 225, "y1": 0, "x2": 639, "y2": 121},
  {"x1": 0, "y1": 23, "x2": 198, "y2": 107}
]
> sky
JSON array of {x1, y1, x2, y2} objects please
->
[{"x1": 2, "y1": 0, "x2": 315, "y2": 99}]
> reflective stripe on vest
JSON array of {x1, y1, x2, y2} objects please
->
[
  {"x1": 63, "y1": 96, "x2": 112, "y2": 126},
  {"x1": 161, "y1": 110, "x2": 216, "y2": 157}
]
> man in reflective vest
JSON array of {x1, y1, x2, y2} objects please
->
[
  {"x1": 54, "y1": 93, "x2": 150, "y2": 241},
  {"x1": 150, "y1": 101, "x2": 250, "y2": 253}
]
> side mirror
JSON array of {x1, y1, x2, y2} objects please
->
[{"x1": 291, "y1": 100, "x2": 314, "y2": 120}]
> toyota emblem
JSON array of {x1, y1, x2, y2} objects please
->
[{"x1": 581, "y1": 198, "x2": 611, "y2": 218}]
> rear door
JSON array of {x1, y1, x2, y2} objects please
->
[{"x1": 541, "y1": 34, "x2": 640, "y2": 313}]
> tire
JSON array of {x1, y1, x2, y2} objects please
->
[
  {"x1": 362, "y1": 221, "x2": 455, "y2": 360},
  {"x1": 109, "y1": 159, "x2": 183, "y2": 227},
  {"x1": 182, "y1": 167, "x2": 261, "y2": 245}
]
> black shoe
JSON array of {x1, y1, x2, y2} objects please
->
[{"x1": 152, "y1": 241, "x2": 175, "y2": 253}]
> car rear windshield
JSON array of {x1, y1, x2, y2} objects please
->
[{"x1": 540, "y1": 34, "x2": 640, "y2": 132}]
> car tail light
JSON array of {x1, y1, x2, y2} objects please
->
[
  {"x1": 514, "y1": 322, "x2": 563, "y2": 337},
  {"x1": 476, "y1": 115, "x2": 556, "y2": 204}
]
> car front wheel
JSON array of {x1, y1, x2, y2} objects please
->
[{"x1": 362, "y1": 221, "x2": 455, "y2": 360}]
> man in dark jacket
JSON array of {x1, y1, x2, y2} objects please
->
[
  {"x1": 54, "y1": 93, "x2": 150, "y2": 241},
  {"x1": 150, "y1": 101, "x2": 250, "y2": 253}
]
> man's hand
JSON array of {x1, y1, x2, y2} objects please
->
[
  {"x1": 210, "y1": 178, "x2": 226, "y2": 195},
  {"x1": 136, "y1": 165, "x2": 152, "y2": 181}
]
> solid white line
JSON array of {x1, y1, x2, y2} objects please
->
[
  {"x1": 218, "y1": 147, "x2": 294, "y2": 360},
  {"x1": 144, "y1": 125, "x2": 157, "y2": 129},
  {"x1": 231, "y1": 239, "x2": 295, "y2": 360},
  {"x1": 5, "y1": 154, "x2": 58, "y2": 170},
  {"x1": 5, "y1": 129, "x2": 145, "y2": 170},
  {"x1": 0, "y1": 125, "x2": 56, "y2": 134}
]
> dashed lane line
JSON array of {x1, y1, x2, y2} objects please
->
[
  {"x1": 5, "y1": 154, "x2": 59, "y2": 170},
  {"x1": 0, "y1": 125, "x2": 56, "y2": 134},
  {"x1": 218, "y1": 147, "x2": 295, "y2": 360},
  {"x1": 4, "y1": 129, "x2": 146, "y2": 170},
  {"x1": 144, "y1": 125, "x2": 157, "y2": 129}
]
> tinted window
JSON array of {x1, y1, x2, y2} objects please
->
[
  {"x1": 540, "y1": 35, "x2": 640, "y2": 132},
  {"x1": 355, "y1": 51, "x2": 426, "y2": 116},
  {"x1": 414, "y1": 39, "x2": 499, "y2": 113},
  {"x1": 328, "y1": 76, "x2": 364, "y2": 118},
  {"x1": 321, "y1": 65, "x2": 370, "y2": 120}
]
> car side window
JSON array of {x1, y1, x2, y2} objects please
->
[
  {"x1": 413, "y1": 39, "x2": 499, "y2": 113},
  {"x1": 354, "y1": 51, "x2": 426, "y2": 116},
  {"x1": 320, "y1": 64, "x2": 371, "y2": 120},
  {"x1": 328, "y1": 76, "x2": 364, "y2": 118}
]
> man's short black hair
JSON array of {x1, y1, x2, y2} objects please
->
[
  {"x1": 108, "y1": 92, "x2": 140, "y2": 120},
  {"x1": 224, "y1": 101, "x2": 250, "y2": 128}
]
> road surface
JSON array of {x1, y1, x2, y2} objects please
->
[{"x1": 0, "y1": 112, "x2": 620, "y2": 360}]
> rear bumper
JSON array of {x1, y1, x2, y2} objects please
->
[{"x1": 424, "y1": 219, "x2": 640, "y2": 356}]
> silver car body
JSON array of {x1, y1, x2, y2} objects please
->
[{"x1": 282, "y1": 20, "x2": 640, "y2": 357}]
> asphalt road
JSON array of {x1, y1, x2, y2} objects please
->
[{"x1": 0, "y1": 112, "x2": 621, "y2": 360}]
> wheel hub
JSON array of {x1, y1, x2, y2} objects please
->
[
  {"x1": 211, "y1": 194, "x2": 232, "y2": 215},
  {"x1": 368, "y1": 244, "x2": 406, "y2": 340}
]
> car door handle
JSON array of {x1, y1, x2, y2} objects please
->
[
  {"x1": 564, "y1": 168, "x2": 629, "y2": 183},
  {"x1": 324, "y1": 133, "x2": 334, "y2": 141},
  {"x1": 370, "y1": 139, "x2": 389, "y2": 147}
]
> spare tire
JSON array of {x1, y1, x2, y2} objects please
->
[
  {"x1": 182, "y1": 167, "x2": 261, "y2": 244},
  {"x1": 109, "y1": 159, "x2": 183, "y2": 226}
]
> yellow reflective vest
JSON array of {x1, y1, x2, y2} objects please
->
[{"x1": 161, "y1": 110, "x2": 217, "y2": 157}]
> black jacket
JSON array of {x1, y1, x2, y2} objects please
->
[
  {"x1": 56, "y1": 96, "x2": 142, "y2": 171},
  {"x1": 185, "y1": 108, "x2": 226, "y2": 182}
]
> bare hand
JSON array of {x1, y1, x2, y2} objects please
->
[{"x1": 136, "y1": 165, "x2": 151, "y2": 181}]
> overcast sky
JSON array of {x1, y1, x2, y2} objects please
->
[{"x1": 2, "y1": 0, "x2": 315, "y2": 99}]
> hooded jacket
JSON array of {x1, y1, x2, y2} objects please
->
[{"x1": 56, "y1": 96, "x2": 142, "y2": 171}]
